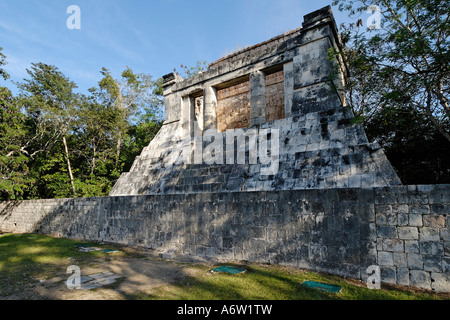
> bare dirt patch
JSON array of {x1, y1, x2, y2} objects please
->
[{"x1": 2, "y1": 245, "x2": 207, "y2": 300}]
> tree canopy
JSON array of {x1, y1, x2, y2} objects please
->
[
  {"x1": 331, "y1": 0, "x2": 450, "y2": 183},
  {"x1": 0, "y1": 48, "x2": 164, "y2": 200},
  {"x1": 332, "y1": 0, "x2": 449, "y2": 140}
]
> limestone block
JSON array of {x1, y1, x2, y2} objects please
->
[
  {"x1": 409, "y1": 270, "x2": 431, "y2": 290},
  {"x1": 407, "y1": 253, "x2": 424, "y2": 269},
  {"x1": 420, "y1": 227, "x2": 440, "y2": 241},
  {"x1": 393, "y1": 252, "x2": 408, "y2": 267},
  {"x1": 380, "y1": 266, "x2": 396, "y2": 284},
  {"x1": 397, "y1": 267, "x2": 410, "y2": 286},
  {"x1": 423, "y1": 215, "x2": 445, "y2": 228},
  {"x1": 404, "y1": 240, "x2": 420, "y2": 254},
  {"x1": 408, "y1": 213, "x2": 423, "y2": 227},
  {"x1": 398, "y1": 227, "x2": 419, "y2": 240},
  {"x1": 293, "y1": 37, "x2": 333, "y2": 89},
  {"x1": 423, "y1": 255, "x2": 442, "y2": 272},
  {"x1": 441, "y1": 228, "x2": 450, "y2": 242},
  {"x1": 378, "y1": 251, "x2": 394, "y2": 266},
  {"x1": 431, "y1": 272, "x2": 450, "y2": 293},
  {"x1": 382, "y1": 239, "x2": 404, "y2": 252},
  {"x1": 377, "y1": 225, "x2": 397, "y2": 239},
  {"x1": 419, "y1": 241, "x2": 444, "y2": 256}
]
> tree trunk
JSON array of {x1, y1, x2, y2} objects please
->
[
  {"x1": 91, "y1": 144, "x2": 96, "y2": 176},
  {"x1": 62, "y1": 135, "x2": 76, "y2": 196},
  {"x1": 115, "y1": 131, "x2": 121, "y2": 171}
]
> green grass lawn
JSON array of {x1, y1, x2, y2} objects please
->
[
  {"x1": 142, "y1": 263, "x2": 444, "y2": 300},
  {"x1": 0, "y1": 233, "x2": 127, "y2": 298},
  {"x1": 0, "y1": 233, "x2": 448, "y2": 300}
]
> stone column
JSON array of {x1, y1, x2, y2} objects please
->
[
  {"x1": 250, "y1": 70, "x2": 266, "y2": 126},
  {"x1": 289, "y1": 7, "x2": 346, "y2": 116},
  {"x1": 290, "y1": 36, "x2": 342, "y2": 116},
  {"x1": 181, "y1": 95, "x2": 195, "y2": 138},
  {"x1": 162, "y1": 72, "x2": 183, "y2": 123},
  {"x1": 283, "y1": 62, "x2": 294, "y2": 118},
  {"x1": 293, "y1": 37, "x2": 333, "y2": 90},
  {"x1": 203, "y1": 86, "x2": 217, "y2": 131}
]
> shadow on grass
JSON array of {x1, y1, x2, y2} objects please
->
[
  {"x1": 0, "y1": 233, "x2": 124, "y2": 299},
  {"x1": 126, "y1": 262, "x2": 442, "y2": 301},
  {"x1": 0, "y1": 234, "x2": 445, "y2": 301}
]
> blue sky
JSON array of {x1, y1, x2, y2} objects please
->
[{"x1": 0, "y1": 0, "x2": 359, "y2": 95}]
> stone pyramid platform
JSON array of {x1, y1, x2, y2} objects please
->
[{"x1": 110, "y1": 6, "x2": 401, "y2": 197}]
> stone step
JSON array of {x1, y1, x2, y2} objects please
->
[
  {"x1": 177, "y1": 174, "x2": 227, "y2": 186},
  {"x1": 172, "y1": 183, "x2": 224, "y2": 194},
  {"x1": 170, "y1": 164, "x2": 236, "y2": 193}
]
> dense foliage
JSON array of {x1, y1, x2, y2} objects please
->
[
  {"x1": 331, "y1": 0, "x2": 449, "y2": 183},
  {"x1": 0, "y1": 48, "x2": 163, "y2": 200}
]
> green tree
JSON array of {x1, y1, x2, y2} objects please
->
[
  {"x1": 0, "y1": 47, "x2": 9, "y2": 82},
  {"x1": 0, "y1": 87, "x2": 33, "y2": 200},
  {"x1": 18, "y1": 63, "x2": 80, "y2": 196},
  {"x1": 175, "y1": 60, "x2": 208, "y2": 79},
  {"x1": 0, "y1": 49, "x2": 33, "y2": 200},
  {"x1": 77, "y1": 96, "x2": 115, "y2": 176},
  {"x1": 70, "y1": 94, "x2": 119, "y2": 197},
  {"x1": 93, "y1": 67, "x2": 164, "y2": 173},
  {"x1": 331, "y1": 0, "x2": 450, "y2": 141},
  {"x1": 1, "y1": 46, "x2": 164, "y2": 199}
]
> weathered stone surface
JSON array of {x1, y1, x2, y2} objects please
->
[
  {"x1": 1, "y1": 185, "x2": 450, "y2": 292},
  {"x1": 410, "y1": 270, "x2": 431, "y2": 290},
  {"x1": 408, "y1": 213, "x2": 423, "y2": 227},
  {"x1": 423, "y1": 215, "x2": 445, "y2": 228},
  {"x1": 407, "y1": 253, "x2": 424, "y2": 270},
  {"x1": 398, "y1": 227, "x2": 419, "y2": 240},
  {"x1": 382, "y1": 239, "x2": 404, "y2": 252},
  {"x1": 378, "y1": 251, "x2": 394, "y2": 266},
  {"x1": 397, "y1": 267, "x2": 409, "y2": 286},
  {"x1": 393, "y1": 253, "x2": 408, "y2": 267},
  {"x1": 404, "y1": 240, "x2": 420, "y2": 254},
  {"x1": 420, "y1": 227, "x2": 441, "y2": 241},
  {"x1": 431, "y1": 272, "x2": 450, "y2": 293},
  {"x1": 377, "y1": 225, "x2": 397, "y2": 239}
]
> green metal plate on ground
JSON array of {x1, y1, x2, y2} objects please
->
[
  {"x1": 75, "y1": 244, "x2": 117, "y2": 253},
  {"x1": 300, "y1": 281, "x2": 342, "y2": 293},
  {"x1": 99, "y1": 249, "x2": 118, "y2": 253},
  {"x1": 212, "y1": 266, "x2": 246, "y2": 274}
]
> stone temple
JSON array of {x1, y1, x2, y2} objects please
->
[{"x1": 109, "y1": 6, "x2": 401, "y2": 197}]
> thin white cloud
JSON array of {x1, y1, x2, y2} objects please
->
[{"x1": 2, "y1": 53, "x2": 32, "y2": 83}]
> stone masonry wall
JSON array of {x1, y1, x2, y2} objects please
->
[
  {"x1": 374, "y1": 185, "x2": 450, "y2": 292},
  {"x1": 1, "y1": 185, "x2": 448, "y2": 292}
]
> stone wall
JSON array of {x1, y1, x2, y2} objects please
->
[
  {"x1": 1, "y1": 185, "x2": 448, "y2": 292},
  {"x1": 373, "y1": 185, "x2": 450, "y2": 292}
]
